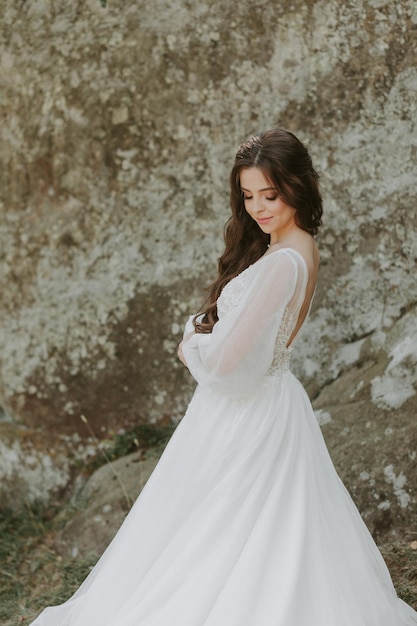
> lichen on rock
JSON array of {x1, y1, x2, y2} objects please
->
[{"x1": 0, "y1": 0, "x2": 416, "y2": 537}]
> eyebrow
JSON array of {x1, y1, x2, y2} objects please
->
[{"x1": 240, "y1": 186, "x2": 276, "y2": 192}]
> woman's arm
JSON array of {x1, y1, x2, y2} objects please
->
[{"x1": 180, "y1": 250, "x2": 306, "y2": 396}]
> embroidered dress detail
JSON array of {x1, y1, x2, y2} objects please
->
[
  {"x1": 266, "y1": 308, "x2": 294, "y2": 377},
  {"x1": 217, "y1": 273, "x2": 246, "y2": 317}
]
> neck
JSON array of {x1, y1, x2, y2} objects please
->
[
  {"x1": 269, "y1": 221, "x2": 302, "y2": 247},
  {"x1": 269, "y1": 221, "x2": 299, "y2": 247}
]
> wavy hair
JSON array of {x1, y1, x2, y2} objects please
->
[{"x1": 194, "y1": 128, "x2": 323, "y2": 333}]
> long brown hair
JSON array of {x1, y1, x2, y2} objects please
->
[{"x1": 194, "y1": 128, "x2": 323, "y2": 333}]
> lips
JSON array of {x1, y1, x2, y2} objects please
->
[{"x1": 257, "y1": 217, "x2": 273, "y2": 224}]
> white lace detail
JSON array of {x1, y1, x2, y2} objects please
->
[
  {"x1": 217, "y1": 274, "x2": 246, "y2": 318},
  {"x1": 265, "y1": 309, "x2": 295, "y2": 380}
]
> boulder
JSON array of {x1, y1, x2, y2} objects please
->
[
  {"x1": 0, "y1": 0, "x2": 416, "y2": 517},
  {"x1": 55, "y1": 452, "x2": 159, "y2": 560},
  {"x1": 313, "y1": 306, "x2": 417, "y2": 541}
]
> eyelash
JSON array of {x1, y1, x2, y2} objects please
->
[{"x1": 243, "y1": 195, "x2": 278, "y2": 202}]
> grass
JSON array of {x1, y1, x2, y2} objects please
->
[
  {"x1": 0, "y1": 504, "x2": 96, "y2": 625},
  {"x1": 83, "y1": 421, "x2": 176, "y2": 472},
  {"x1": 1, "y1": 420, "x2": 416, "y2": 623},
  {"x1": 0, "y1": 423, "x2": 176, "y2": 625},
  {"x1": 2, "y1": 514, "x2": 416, "y2": 625},
  {"x1": 0, "y1": 505, "x2": 46, "y2": 622},
  {"x1": 380, "y1": 542, "x2": 417, "y2": 608}
]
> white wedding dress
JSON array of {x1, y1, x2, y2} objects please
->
[{"x1": 32, "y1": 248, "x2": 417, "y2": 626}]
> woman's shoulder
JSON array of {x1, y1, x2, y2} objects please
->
[
  {"x1": 290, "y1": 233, "x2": 319, "y2": 271},
  {"x1": 266, "y1": 232, "x2": 319, "y2": 272},
  {"x1": 284, "y1": 233, "x2": 319, "y2": 291}
]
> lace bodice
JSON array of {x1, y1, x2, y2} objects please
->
[
  {"x1": 182, "y1": 248, "x2": 308, "y2": 397},
  {"x1": 217, "y1": 261, "x2": 297, "y2": 382}
]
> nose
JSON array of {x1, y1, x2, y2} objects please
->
[{"x1": 253, "y1": 196, "x2": 265, "y2": 214}]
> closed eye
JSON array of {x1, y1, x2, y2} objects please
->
[{"x1": 242, "y1": 191, "x2": 278, "y2": 201}]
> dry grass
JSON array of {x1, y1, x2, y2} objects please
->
[
  {"x1": 1, "y1": 423, "x2": 416, "y2": 624},
  {"x1": 0, "y1": 425, "x2": 175, "y2": 625},
  {"x1": 1, "y1": 509, "x2": 416, "y2": 625},
  {"x1": 380, "y1": 541, "x2": 417, "y2": 608},
  {"x1": 0, "y1": 505, "x2": 95, "y2": 625}
]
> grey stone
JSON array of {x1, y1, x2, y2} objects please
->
[
  {"x1": 55, "y1": 453, "x2": 159, "y2": 560},
  {"x1": 0, "y1": 0, "x2": 416, "y2": 541}
]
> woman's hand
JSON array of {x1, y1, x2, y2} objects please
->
[{"x1": 178, "y1": 332, "x2": 194, "y2": 367}]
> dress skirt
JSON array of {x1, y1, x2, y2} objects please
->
[{"x1": 32, "y1": 372, "x2": 417, "y2": 626}]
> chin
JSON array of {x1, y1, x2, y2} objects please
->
[{"x1": 257, "y1": 224, "x2": 273, "y2": 234}]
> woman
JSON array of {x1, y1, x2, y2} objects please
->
[{"x1": 31, "y1": 129, "x2": 417, "y2": 625}]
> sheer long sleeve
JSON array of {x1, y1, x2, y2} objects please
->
[
  {"x1": 181, "y1": 250, "x2": 307, "y2": 397},
  {"x1": 182, "y1": 315, "x2": 195, "y2": 340}
]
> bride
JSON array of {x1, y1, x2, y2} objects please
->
[{"x1": 31, "y1": 128, "x2": 417, "y2": 625}]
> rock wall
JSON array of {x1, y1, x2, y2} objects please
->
[{"x1": 0, "y1": 0, "x2": 416, "y2": 536}]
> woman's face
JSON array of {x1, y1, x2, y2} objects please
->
[{"x1": 240, "y1": 167, "x2": 297, "y2": 244}]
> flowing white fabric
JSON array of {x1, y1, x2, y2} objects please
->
[{"x1": 31, "y1": 248, "x2": 417, "y2": 626}]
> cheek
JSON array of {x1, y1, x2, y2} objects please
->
[
  {"x1": 274, "y1": 201, "x2": 295, "y2": 217},
  {"x1": 243, "y1": 200, "x2": 252, "y2": 214}
]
